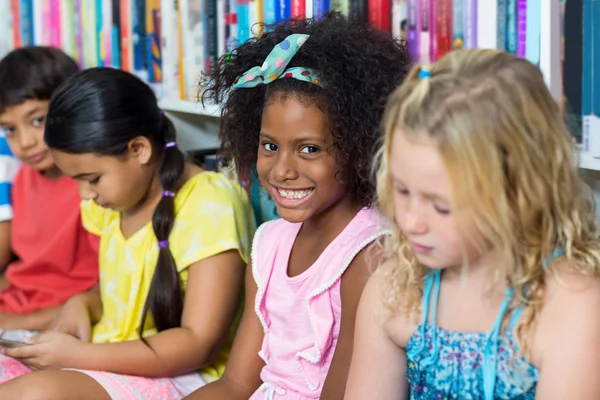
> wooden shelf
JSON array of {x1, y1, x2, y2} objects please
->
[
  {"x1": 578, "y1": 152, "x2": 600, "y2": 171},
  {"x1": 158, "y1": 98, "x2": 221, "y2": 118}
]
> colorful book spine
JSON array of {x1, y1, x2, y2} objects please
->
[
  {"x1": 132, "y1": 0, "x2": 148, "y2": 81},
  {"x1": 592, "y1": 0, "x2": 599, "y2": 117},
  {"x1": 496, "y1": 0, "x2": 506, "y2": 50},
  {"x1": 348, "y1": 0, "x2": 367, "y2": 24},
  {"x1": 515, "y1": 0, "x2": 526, "y2": 57},
  {"x1": 147, "y1": 0, "x2": 163, "y2": 92},
  {"x1": 177, "y1": 0, "x2": 184, "y2": 99},
  {"x1": 205, "y1": 0, "x2": 218, "y2": 74},
  {"x1": 452, "y1": 0, "x2": 465, "y2": 49},
  {"x1": 0, "y1": 0, "x2": 14, "y2": 56},
  {"x1": 506, "y1": 0, "x2": 517, "y2": 53},
  {"x1": 276, "y1": 0, "x2": 290, "y2": 20},
  {"x1": 111, "y1": 0, "x2": 121, "y2": 68},
  {"x1": 292, "y1": 0, "x2": 305, "y2": 18},
  {"x1": 49, "y1": 0, "x2": 60, "y2": 47},
  {"x1": 263, "y1": 0, "x2": 276, "y2": 24},
  {"x1": 237, "y1": 0, "x2": 250, "y2": 43},
  {"x1": 225, "y1": 0, "x2": 238, "y2": 50},
  {"x1": 19, "y1": 0, "x2": 33, "y2": 46},
  {"x1": 248, "y1": 0, "x2": 257, "y2": 35},
  {"x1": 368, "y1": 0, "x2": 390, "y2": 33},
  {"x1": 255, "y1": 0, "x2": 264, "y2": 35},
  {"x1": 419, "y1": 0, "x2": 430, "y2": 64},
  {"x1": 331, "y1": 0, "x2": 347, "y2": 16},
  {"x1": 120, "y1": 0, "x2": 132, "y2": 71},
  {"x1": 464, "y1": 0, "x2": 477, "y2": 48},
  {"x1": 61, "y1": 0, "x2": 76, "y2": 58},
  {"x1": 82, "y1": 0, "x2": 98, "y2": 68},
  {"x1": 41, "y1": 0, "x2": 50, "y2": 44},
  {"x1": 11, "y1": 0, "x2": 22, "y2": 48},
  {"x1": 95, "y1": 0, "x2": 103, "y2": 66},
  {"x1": 406, "y1": 0, "x2": 419, "y2": 60},
  {"x1": 32, "y1": 0, "x2": 42, "y2": 44},
  {"x1": 161, "y1": 0, "x2": 179, "y2": 99},
  {"x1": 313, "y1": 0, "x2": 329, "y2": 19},
  {"x1": 583, "y1": 0, "x2": 593, "y2": 152},
  {"x1": 74, "y1": 0, "x2": 84, "y2": 67},
  {"x1": 434, "y1": 0, "x2": 451, "y2": 61},
  {"x1": 429, "y1": 0, "x2": 437, "y2": 62},
  {"x1": 524, "y1": 0, "x2": 539, "y2": 64}
]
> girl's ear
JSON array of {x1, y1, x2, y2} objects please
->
[{"x1": 128, "y1": 136, "x2": 153, "y2": 165}]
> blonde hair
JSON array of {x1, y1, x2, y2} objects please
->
[{"x1": 375, "y1": 49, "x2": 600, "y2": 352}]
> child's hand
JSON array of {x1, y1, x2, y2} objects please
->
[
  {"x1": 50, "y1": 295, "x2": 92, "y2": 342},
  {"x1": 4, "y1": 331, "x2": 88, "y2": 371}
]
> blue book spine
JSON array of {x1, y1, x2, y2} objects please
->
[
  {"x1": 237, "y1": 0, "x2": 250, "y2": 44},
  {"x1": 312, "y1": 0, "x2": 329, "y2": 20},
  {"x1": 263, "y1": 0, "x2": 276, "y2": 24},
  {"x1": 505, "y1": 0, "x2": 517, "y2": 53},
  {"x1": 95, "y1": 0, "x2": 103, "y2": 66},
  {"x1": 496, "y1": 0, "x2": 506, "y2": 50},
  {"x1": 583, "y1": 0, "x2": 592, "y2": 117},
  {"x1": 524, "y1": 0, "x2": 540, "y2": 64},
  {"x1": 276, "y1": 0, "x2": 290, "y2": 20},
  {"x1": 19, "y1": 0, "x2": 32, "y2": 46},
  {"x1": 592, "y1": 0, "x2": 599, "y2": 116}
]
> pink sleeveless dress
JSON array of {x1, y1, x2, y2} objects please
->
[{"x1": 249, "y1": 208, "x2": 390, "y2": 400}]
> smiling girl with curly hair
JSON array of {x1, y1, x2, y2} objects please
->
[{"x1": 186, "y1": 12, "x2": 411, "y2": 400}]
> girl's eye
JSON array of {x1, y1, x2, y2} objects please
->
[
  {"x1": 263, "y1": 143, "x2": 278, "y2": 152},
  {"x1": 89, "y1": 177, "x2": 100, "y2": 185},
  {"x1": 434, "y1": 205, "x2": 450, "y2": 215},
  {"x1": 32, "y1": 117, "x2": 46, "y2": 127},
  {"x1": 395, "y1": 186, "x2": 409, "y2": 196},
  {"x1": 300, "y1": 146, "x2": 319, "y2": 154},
  {"x1": 1, "y1": 127, "x2": 14, "y2": 137}
]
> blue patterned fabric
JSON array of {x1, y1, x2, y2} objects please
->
[
  {"x1": 0, "y1": 133, "x2": 19, "y2": 221},
  {"x1": 405, "y1": 249, "x2": 565, "y2": 399}
]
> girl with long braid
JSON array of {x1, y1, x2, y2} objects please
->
[{"x1": 0, "y1": 67, "x2": 255, "y2": 400}]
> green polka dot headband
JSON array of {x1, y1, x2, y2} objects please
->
[{"x1": 231, "y1": 34, "x2": 322, "y2": 90}]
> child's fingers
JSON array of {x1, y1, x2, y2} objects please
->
[{"x1": 4, "y1": 344, "x2": 37, "y2": 360}]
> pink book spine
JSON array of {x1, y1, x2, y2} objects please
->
[
  {"x1": 74, "y1": 0, "x2": 84, "y2": 67},
  {"x1": 41, "y1": 0, "x2": 51, "y2": 44},
  {"x1": 516, "y1": 0, "x2": 527, "y2": 57},
  {"x1": 49, "y1": 0, "x2": 61, "y2": 47}
]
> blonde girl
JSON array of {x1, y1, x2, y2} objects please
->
[{"x1": 345, "y1": 49, "x2": 600, "y2": 399}]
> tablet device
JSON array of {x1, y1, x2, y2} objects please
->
[{"x1": 0, "y1": 338, "x2": 30, "y2": 349}]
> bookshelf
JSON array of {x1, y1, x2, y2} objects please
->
[{"x1": 0, "y1": 0, "x2": 597, "y2": 172}]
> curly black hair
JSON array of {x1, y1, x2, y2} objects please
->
[{"x1": 202, "y1": 12, "x2": 411, "y2": 206}]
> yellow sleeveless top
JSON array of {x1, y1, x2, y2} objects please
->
[{"x1": 81, "y1": 171, "x2": 255, "y2": 382}]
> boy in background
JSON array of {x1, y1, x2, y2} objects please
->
[{"x1": 0, "y1": 47, "x2": 98, "y2": 332}]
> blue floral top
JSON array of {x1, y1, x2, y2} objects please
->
[{"x1": 405, "y1": 249, "x2": 564, "y2": 400}]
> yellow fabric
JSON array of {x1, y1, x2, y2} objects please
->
[{"x1": 81, "y1": 171, "x2": 255, "y2": 382}]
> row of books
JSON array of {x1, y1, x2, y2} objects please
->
[
  {"x1": 562, "y1": 0, "x2": 600, "y2": 156},
  {"x1": 405, "y1": 0, "x2": 545, "y2": 64},
  {"x1": 0, "y1": 0, "x2": 413, "y2": 102}
]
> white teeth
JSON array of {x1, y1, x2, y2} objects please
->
[{"x1": 278, "y1": 188, "x2": 313, "y2": 199}]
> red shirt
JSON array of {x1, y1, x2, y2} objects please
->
[{"x1": 1, "y1": 165, "x2": 99, "y2": 313}]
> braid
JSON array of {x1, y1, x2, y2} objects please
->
[{"x1": 139, "y1": 114, "x2": 186, "y2": 341}]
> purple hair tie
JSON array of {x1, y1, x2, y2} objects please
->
[
  {"x1": 163, "y1": 190, "x2": 175, "y2": 197},
  {"x1": 159, "y1": 109, "x2": 165, "y2": 115},
  {"x1": 158, "y1": 240, "x2": 169, "y2": 249},
  {"x1": 164, "y1": 141, "x2": 177, "y2": 149}
]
